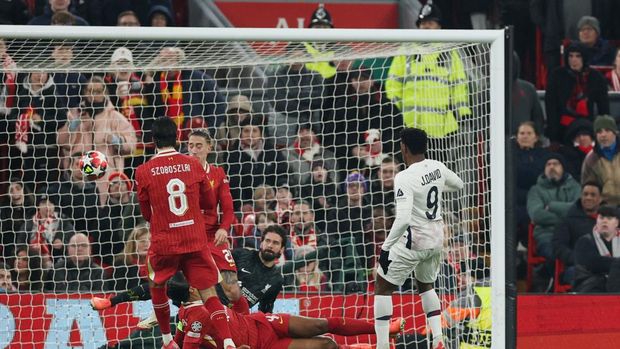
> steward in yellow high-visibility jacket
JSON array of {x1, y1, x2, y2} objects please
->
[
  {"x1": 386, "y1": 2, "x2": 472, "y2": 138},
  {"x1": 304, "y1": 4, "x2": 337, "y2": 79}
]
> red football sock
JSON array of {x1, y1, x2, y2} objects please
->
[
  {"x1": 204, "y1": 296, "x2": 233, "y2": 341},
  {"x1": 232, "y1": 296, "x2": 250, "y2": 315},
  {"x1": 327, "y1": 317, "x2": 374, "y2": 335},
  {"x1": 150, "y1": 285, "x2": 171, "y2": 335}
]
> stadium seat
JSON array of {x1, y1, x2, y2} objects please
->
[
  {"x1": 553, "y1": 259, "x2": 572, "y2": 293},
  {"x1": 526, "y1": 223, "x2": 546, "y2": 292}
]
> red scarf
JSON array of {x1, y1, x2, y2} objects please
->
[
  {"x1": 30, "y1": 212, "x2": 53, "y2": 256},
  {"x1": 561, "y1": 72, "x2": 590, "y2": 126},
  {"x1": 3, "y1": 55, "x2": 16, "y2": 109},
  {"x1": 15, "y1": 106, "x2": 34, "y2": 153},
  {"x1": 577, "y1": 144, "x2": 593, "y2": 154},
  {"x1": 291, "y1": 228, "x2": 317, "y2": 249},
  {"x1": 160, "y1": 71, "x2": 184, "y2": 127}
]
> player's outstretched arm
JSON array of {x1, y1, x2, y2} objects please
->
[{"x1": 91, "y1": 282, "x2": 152, "y2": 310}]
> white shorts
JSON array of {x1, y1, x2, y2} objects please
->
[{"x1": 377, "y1": 235, "x2": 443, "y2": 286}]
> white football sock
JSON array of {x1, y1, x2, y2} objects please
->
[
  {"x1": 374, "y1": 295, "x2": 393, "y2": 349},
  {"x1": 421, "y1": 289, "x2": 442, "y2": 344}
]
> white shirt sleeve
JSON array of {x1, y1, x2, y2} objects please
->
[
  {"x1": 443, "y1": 165, "x2": 464, "y2": 193},
  {"x1": 381, "y1": 173, "x2": 413, "y2": 251}
]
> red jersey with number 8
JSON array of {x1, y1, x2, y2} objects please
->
[{"x1": 136, "y1": 149, "x2": 216, "y2": 255}]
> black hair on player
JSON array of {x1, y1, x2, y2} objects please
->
[
  {"x1": 400, "y1": 127, "x2": 428, "y2": 155},
  {"x1": 166, "y1": 279, "x2": 190, "y2": 303},
  {"x1": 152, "y1": 117, "x2": 178, "y2": 149},
  {"x1": 261, "y1": 225, "x2": 288, "y2": 247}
]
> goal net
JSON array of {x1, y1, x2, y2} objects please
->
[{"x1": 0, "y1": 26, "x2": 505, "y2": 348}]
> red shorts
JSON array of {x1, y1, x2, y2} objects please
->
[
  {"x1": 147, "y1": 248, "x2": 219, "y2": 290},
  {"x1": 207, "y1": 241, "x2": 237, "y2": 273},
  {"x1": 251, "y1": 313, "x2": 292, "y2": 349}
]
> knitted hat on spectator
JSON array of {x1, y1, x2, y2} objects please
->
[
  {"x1": 565, "y1": 118, "x2": 594, "y2": 144},
  {"x1": 345, "y1": 171, "x2": 369, "y2": 192},
  {"x1": 545, "y1": 153, "x2": 567, "y2": 170},
  {"x1": 578, "y1": 16, "x2": 601, "y2": 35},
  {"x1": 593, "y1": 115, "x2": 618, "y2": 133},
  {"x1": 108, "y1": 171, "x2": 133, "y2": 191}
]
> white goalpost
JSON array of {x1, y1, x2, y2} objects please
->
[{"x1": 0, "y1": 25, "x2": 506, "y2": 348}]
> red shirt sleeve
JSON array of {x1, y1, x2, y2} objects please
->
[
  {"x1": 182, "y1": 306, "x2": 216, "y2": 349},
  {"x1": 135, "y1": 165, "x2": 152, "y2": 222},
  {"x1": 216, "y1": 167, "x2": 234, "y2": 232}
]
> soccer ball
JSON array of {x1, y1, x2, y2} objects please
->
[{"x1": 79, "y1": 150, "x2": 108, "y2": 180}]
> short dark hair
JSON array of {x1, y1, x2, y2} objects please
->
[
  {"x1": 118, "y1": 10, "x2": 139, "y2": 22},
  {"x1": 51, "y1": 11, "x2": 75, "y2": 25},
  {"x1": 166, "y1": 279, "x2": 190, "y2": 303},
  {"x1": 261, "y1": 225, "x2": 288, "y2": 247},
  {"x1": 598, "y1": 205, "x2": 620, "y2": 219},
  {"x1": 400, "y1": 127, "x2": 427, "y2": 155},
  {"x1": 152, "y1": 117, "x2": 178, "y2": 148},
  {"x1": 582, "y1": 181, "x2": 603, "y2": 193}
]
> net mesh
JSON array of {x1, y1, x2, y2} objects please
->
[{"x1": 0, "y1": 35, "x2": 492, "y2": 348}]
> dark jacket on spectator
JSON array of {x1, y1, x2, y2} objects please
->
[
  {"x1": 513, "y1": 140, "x2": 550, "y2": 226},
  {"x1": 511, "y1": 52, "x2": 544, "y2": 135},
  {"x1": 28, "y1": 6, "x2": 89, "y2": 25},
  {"x1": 545, "y1": 43, "x2": 609, "y2": 144},
  {"x1": 225, "y1": 139, "x2": 289, "y2": 211},
  {"x1": 552, "y1": 199, "x2": 597, "y2": 265},
  {"x1": 52, "y1": 72, "x2": 85, "y2": 109},
  {"x1": 106, "y1": 262, "x2": 146, "y2": 291},
  {"x1": 95, "y1": 193, "x2": 143, "y2": 264},
  {"x1": 574, "y1": 232, "x2": 620, "y2": 292},
  {"x1": 555, "y1": 119, "x2": 594, "y2": 182},
  {"x1": 0, "y1": 0, "x2": 29, "y2": 24},
  {"x1": 0, "y1": 203, "x2": 35, "y2": 259},
  {"x1": 584, "y1": 38, "x2": 616, "y2": 66},
  {"x1": 46, "y1": 257, "x2": 106, "y2": 293},
  {"x1": 42, "y1": 172, "x2": 99, "y2": 233}
]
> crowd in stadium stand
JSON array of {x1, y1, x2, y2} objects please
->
[{"x1": 0, "y1": 0, "x2": 619, "y2": 298}]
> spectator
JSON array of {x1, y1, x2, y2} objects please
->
[
  {"x1": 148, "y1": 5, "x2": 174, "y2": 27},
  {"x1": 239, "y1": 211, "x2": 276, "y2": 249},
  {"x1": 577, "y1": 16, "x2": 615, "y2": 66},
  {"x1": 511, "y1": 51, "x2": 544, "y2": 135},
  {"x1": 582, "y1": 115, "x2": 620, "y2": 206},
  {"x1": 0, "y1": 0, "x2": 28, "y2": 25},
  {"x1": 605, "y1": 47, "x2": 620, "y2": 91},
  {"x1": 146, "y1": 47, "x2": 226, "y2": 137},
  {"x1": 326, "y1": 171, "x2": 372, "y2": 293},
  {"x1": 513, "y1": 121, "x2": 551, "y2": 246},
  {"x1": 369, "y1": 157, "x2": 400, "y2": 210},
  {"x1": 545, "y1": 42, "x2": 609, "y2": 146},
  {"x1": 289, "y1": 201, "x2": 326, "y2": 257},
  {"x1": 95, "y1": 171, "x2": 143, "y2": 265},
  {"x1": 215, "y1": 94, "x2": 253, "y2": 152},
  {"x1": 292, "y1": 245, "x2": 328, "y2": 293},
  {"x1": 237, "y1": 185, "x2": 276, "y2": 246},
  {"x1": 45, "y1": 233, "x2": 107, "y2": 293},
  {"x1": 281, "y1": 125, "x2": 337, "y2": 193},
  {"x1": 350, "y1": 129, "x2": 390, "y2": 179},
  {"x1": 555, "y1": 119, "x2": 594, "y2": 182},
  {"x1": 41, "y1": 152, "x2": 99, "y2": 233},
  {"x1": 50, "y1": 10, "x2": 75, "y2": 25},
  {"x1": 0, "y1": 178, "x2": 35, "y2": 261},
  {"x1": 272, "y1": 42, "x2": 324, "y2": 145},
  {"x1": 299, "y1": 161, "x2": 337, "y2": 233},
  {"x1": 105, "y1": 47, "x2": 154, "y2": 163},
  {"x1": 273, "y1": 187, "x2": 294, "y2": 231},
  {"x1": 12, "y1": 245, "x2": 46, "y2": 292},
  {"x1": 0, "y1": 262, "x2": 16, "y2": 292},
  {"x1": 574, "y1": 206, "x2": 620, "y2": 292},
  {"x1": 107, "y1": 225, "x2": 150, "y2": 291},
  {"x1": 17, "y1": 195, "x2": 74, "y2": 264},
  {"x1": 28, "y1": 0, "x2": 89, "y2": 25},
  {"x1": 527, "y1": 154, "x2": 581, "y2": 265},
  {"x1": 117, "y1": 10, "x2": 141, "y2": 26},
  {"x1": 11, "y1": 71, "x2": 67, "y2": 188},
  {"x1": 0, "y1": 38, "x2": 17, "y2": 120},
  {"x1": 553, "y1": 182, "x2": 602, "y2": 285},
  {"x1": 225, "y1": 116, "x2": 289, "y2": 211},
  {"x1": 50, "y1": 42, "x2": 85, "y2": 114}
]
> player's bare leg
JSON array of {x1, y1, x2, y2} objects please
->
[
  {"x1": 198, "y1": 286, "x2": 237, "y2": 348},
  {"x1": 374, "y1": 273, "x2": 399, "y2": 349},
  {"x1": 285, "y1": 337, "x2": 339, "y2": 349},
  {"x1": 220, "y1": 270, "x2": 249, "y2": 314},
  {"x1": 149, "y1": 279, "x2": 178, "y2": 348},
  {"x1": 287, "y1": 315, "x2": 403, "y2": 338},
  {"x1": 417, "y1": 280, "x2": 443, "y2": 349}
]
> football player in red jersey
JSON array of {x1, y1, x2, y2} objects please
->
[
  {"x1": 186, "y1": 129, "x2": 250, "y2": 314},
  {"x1": 167, "y1": 280, "x2": 404, "y2": 349},
  {"x1": 135, "y1": 117, "x2": 237, "y2": 349}
]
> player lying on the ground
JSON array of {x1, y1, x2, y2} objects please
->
[{"x1": 166, "y1": 280, "x2": 405, "y2": 349}]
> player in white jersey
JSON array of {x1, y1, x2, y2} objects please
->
[{"x1": 374, "y1": 128, "x2": 463, "y2": 349}]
